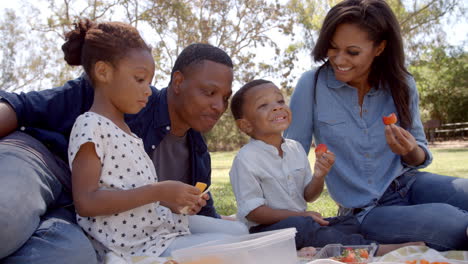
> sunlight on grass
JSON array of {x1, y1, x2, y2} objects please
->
[{"x1": 210, "y1": 146, "x2": 468, "y2": 217}]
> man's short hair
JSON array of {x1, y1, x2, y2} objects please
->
[
  {"x1": 231, "y1": 79, "x2": 273, "y2": 120},
  {"x1": 169, "y1": 43, "x2": 233, "y2": 85}
]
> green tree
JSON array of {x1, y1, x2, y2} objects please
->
[
  {"x1": 122, "y1": 0, "x2": 296, "y2": 87},
  {"x1": 289, "y1": 0, "x2": 462, "y2": 60},
  {"x1": 410, "y1": 46, "x2": 468, "y2": 123}
]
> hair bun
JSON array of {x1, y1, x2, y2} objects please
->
[{"x1": 61, "y1": 19, "x2": 95, "y2": 66}]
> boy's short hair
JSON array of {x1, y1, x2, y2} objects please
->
[{"x1": 230, "y1": 79, "x2": 273, "y2": 120}]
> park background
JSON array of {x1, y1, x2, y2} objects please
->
[{"x1": 0, "y1": 0, "x2": 467, "y2": 216}]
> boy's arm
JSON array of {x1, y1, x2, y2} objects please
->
[
  {"x1": 246, "y1": 205, "x2": 328, "y2": 226},
  {"x1": 304, "y1": 151, "x2": 335, "y2": 202},
  {"x1": 304, "y1": 174, "x2": 326, "y2": 203}
]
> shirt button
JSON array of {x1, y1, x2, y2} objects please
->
[
  {"x1": 20, "y1": 126, "x2": 25, "y2": 131},
  {"x1": 151, "y1": 145, "x2": 155, "y2": 149},
  {"x1": 166, "y1": 126, "x2": 170, "y2": 131}
]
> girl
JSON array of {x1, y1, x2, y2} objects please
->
[{"x1": 65, "y1": 19, "x2": 246, "y2": 262}]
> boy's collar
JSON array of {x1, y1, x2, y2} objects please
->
[{"x1": 250, "y1": 138, "x2": 288, "y2": 157}]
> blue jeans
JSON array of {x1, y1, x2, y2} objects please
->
[
  {"x1": 359, "y1": 170, "x2": 468, "y2": 250},
  {"x1": 0, "y1": 132, "x2": 97, "y2": 263},
  {"x1": 250, "y1": 215, "x2": 375, "y2": 249}
]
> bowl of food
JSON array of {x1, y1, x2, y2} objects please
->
[{"x1": 313, "y1": 244, "x2": 377, "y2": 264}]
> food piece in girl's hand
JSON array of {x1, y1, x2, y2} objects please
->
[
  {"x1": 314, "y1": 144, "x2": 328, "y2": 154},
  {"x1": 179, "y1": 182, "x2": 209, "y2": 214},
  {"x1": 195, "y1": 182, "x2": 207, "y2": 192},
  {"x1": 382, "y1": 113, "x2": 397, "y2": 125}
]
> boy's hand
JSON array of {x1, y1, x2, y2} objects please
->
[
  {"x1": 314, "y1": 150, "x2": 335, "y2": 179},
  {"x1": 303, "y1": 211, "x2": 329, "y2": 226}
]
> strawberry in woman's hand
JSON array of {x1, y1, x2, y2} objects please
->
[
  {"x1": 315, "y1": 143, "x2": 328, "y2": 154},
  {"x1": 382, "y1": 113, "x2": 397, "y2": 125}
]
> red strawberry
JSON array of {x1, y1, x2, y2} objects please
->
[
  {"x1": 314, "y1": 143, "x2": 328, "y2": 154},
  {"x1": 382, "y1": 113, "x2": 397, "y2": 125},
  {"x1": 358, "y1": 249, "x2": 369, "y2": 259}
]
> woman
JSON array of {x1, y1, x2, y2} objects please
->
[{"x1": 285, "y1": 0, "x2": 468, "y2": 250}]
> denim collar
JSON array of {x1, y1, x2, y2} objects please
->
[{"x1": 153, "y1": 87, "x2": 171, "y2": 129}]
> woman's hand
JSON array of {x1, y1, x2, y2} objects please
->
[
  {"x1": 314, "y1": 150, "x2": 335, "y2": 179},
  {"x1": 384, "y1": 124, "x2": 417, "y2": 156}
]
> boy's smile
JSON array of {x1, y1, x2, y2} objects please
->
[{"x1": 239, "y1": 83, "x2": 291, "y2": 142}]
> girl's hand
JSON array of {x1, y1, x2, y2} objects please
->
[
  {"x1": 156, "y1": 180, "x2": 201, "y2": 208},
  {"x1": 183, "y1": 193, "x2": 209, "y2": 215},
  {"x1": 384, "y1": 124, "x2": 417, "y2": 156},
  {"x1": 314, "y1": 150, "x2": 335, "y2": 179}
]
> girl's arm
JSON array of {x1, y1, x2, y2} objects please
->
[
  {"x1": 246, "y1": 205, "x2": 329, "y2": 226},
  {"x1": 72, "y1": 142, "x2": 201, "y2": 217}
]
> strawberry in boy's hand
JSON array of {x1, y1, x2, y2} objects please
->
[
  {"x1": 314, "y1": 144, "x2": 328, "y2": 154},
  {"x1": 382, "y1": 113, "x2": 397, "y2": 125},
  {"x1": 313, "y1": 144, "x2": 334, "y2": 179}
]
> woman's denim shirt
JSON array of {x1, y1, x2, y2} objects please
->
[{"x1": 284, "y1": 65, "x2": 432, "y2": 210}]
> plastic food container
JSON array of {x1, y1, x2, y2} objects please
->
[
  {"x1": 313, "y1": 244, "x2": 378, "y2": 264},
  {"x1": 171, "y1": 228, "x2": 298, "y2": 264}
]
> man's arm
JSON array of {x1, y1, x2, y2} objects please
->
[
  {"x1": 0, "y1": 76, "x2": 94, "y2": 137},
  {"x1": 0, "y1": 101, "x2": 18, "y2": 138}
]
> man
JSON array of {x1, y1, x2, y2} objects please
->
[{"x1": 0, "y1": 43, "x2": 236, "y2": 263}]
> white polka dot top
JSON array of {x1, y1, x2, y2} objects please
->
[{"x1": 68, "y1": 112, "x2": 190, "y2": 261}]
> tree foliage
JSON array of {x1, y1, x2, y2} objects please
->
[
  {"x1": 410, "y1": 46, "x2": 468, "y2": 123},
  {"x1": 0, "y1": 0, "x2": 466, "y2": 149}
]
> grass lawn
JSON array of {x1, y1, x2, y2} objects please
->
[{"x1": 210, "y1": 146, "x2": 468, "y2": 217}]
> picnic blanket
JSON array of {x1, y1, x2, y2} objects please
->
[
  {"x1": 306, "y1": 246, "x2": 468, "y2": 264},
  {"x1": 105, "y1": 253, "x2": 172, "y2": 264},
  {"x1": 104, "y1": 245, "x2": 468, "y2": 263}
]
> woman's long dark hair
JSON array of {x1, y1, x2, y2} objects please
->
[{"x1": 312, "y1": 0, "x2": 412, "y2": 129}]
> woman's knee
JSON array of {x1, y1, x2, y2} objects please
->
[{"x1": 410, "y1": 172, "x2": 468, "y2": 209}]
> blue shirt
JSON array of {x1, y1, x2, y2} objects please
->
[
  {"x1": 284, "y1": 65, "x2": 432, "y2": 211},
  {"x1": 0, "y1": 76, "x2": 219, "y2": 218}
]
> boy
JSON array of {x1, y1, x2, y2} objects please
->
[{"x1": 229, "y1": 79, "x2": 423, "y2": 255}]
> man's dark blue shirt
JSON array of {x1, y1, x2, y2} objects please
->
[{"x1": 0, "y1": 76, "x2": 219, "y2": 218}]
